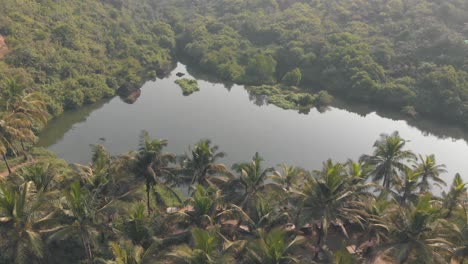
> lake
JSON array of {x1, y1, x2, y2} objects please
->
[{"x1": 38, "y1": 63, "x2": 468, "y2": 192}]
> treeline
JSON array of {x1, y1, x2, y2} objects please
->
[
  {"x1": 0, "y1": 130, "x2": 467, "y2": 263},
  {"x1": 0, "y1": 0, "x2": 176, "y2": 116},
  {"x1": 158, "y1": 0, "x2": 468, "y2": 126},
  {"x1": 2, "y1": 0, "x2": 468, "y2": 126}
]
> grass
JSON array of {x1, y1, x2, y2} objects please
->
[{"x1": 175, "y1": 79, "x2": 200, "y2": 95}]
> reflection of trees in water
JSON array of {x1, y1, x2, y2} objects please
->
[
  {"x1": 120, "y1": 89, "x2": 141, "y2": 104},
  {"x1": 156, "y1": 60, "x2": 178, "y2": 79},
  {"x1": 178, "y1": 58, "x2": 235, "y2": 91},
  {"x1": 332, "y1": 97, "x2": 468, "y2": 142},
  {"x1": 37, "y1": 99, "x2": 112, "y2": 148},
  {"x1": 248, "y1": 93, "x2": 267, "y2": 107}
]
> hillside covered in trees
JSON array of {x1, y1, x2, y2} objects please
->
[
  {"x1": 0, "y1": 0, "x2": 176, "y2": 115},
  {"x1": 161, "y1": 0, "x2": 468, "y2": 126},
  {"x1": 1, "y1": 0, "x2": 468, "y2": 126},
  {"x1": 1, "y1": 0, "x2": 468, "y2": 263}
]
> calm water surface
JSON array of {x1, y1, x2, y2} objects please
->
[{"x1": 38, "y1": 63, "x2": 468, "y2": 192}]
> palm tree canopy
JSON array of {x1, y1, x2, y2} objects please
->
[
  {"x1": 360, "y1": 131, "x2": 416, "y2": 189},
  {"x1": 413, "y1": 154, "x2": 447, "y2": 192}
]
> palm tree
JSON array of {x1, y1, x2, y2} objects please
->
[
  {"x1": 413, "y1": 154, "x2": 446, "y2": 193},
  {"x1": 361, "y1": 197, "x2": 392, "y2": 247},
  {"x1": 180, "y1": 139, "x2": 228, "y2": 186},
  {"x1": 135, "y1": 130, "x2": 176, "y2": 214},
  {"x1": 107, "y1": 239, "x2": 145, "y2": 264},
  {"x1": 50, "y1": 181, "x2": 100, "y2": 262},
  {"x1": 0, "y1": 111, "x2": 36, "y2": 174},
  {"x1": 175, "y1": 185, "x2": 222, "y2": 229},
  {"x1": 1, "y1": 77, "x2": 48, "y2": 158},
  {"x1": 121, "y1": 203, "x2": 154, "y2": 246},
  {"x1": 360, "y1": 131, "x2": 416, "y2": 190},
  {"x1": 1, "y1": 77, "x2": 48, "y2": 124},
  {"x1": 270, "y1": 164, "x2": 307, "y2": 191},
  {"x1": 445, "y1": 222, "x2": 468, "y2": 264},
  {"x1": 166, "y1": 227, "x2": 234, "y2": 263},
  {"x1": 19, "y1": 161, "x2": 63, "y2": 192},
  {"x1": 246, "y1": 228, "x2": 305, "y2": 264},
  {"x1": 442, "y1": 173, "x2": 467, "y2": 219},
  {"x1": 345, "y1": 160, "x2": 371, "y2": 184},
  {"x1": 0, "y1": 181, "x2": 56, "y2": 264},
  {"x1": 374, "y1": 194, "x2": 451, "y2": 263},
  {"x1": 391, "y1": 168, "x2": 421, "y2": 206},
  {"x1": 229, "y1": 152, "x2": 275, "y2": 213},
  {"x1": 300, "y1": 160, "x2": 369, "y2": 256},
  {"x1": 249, "y1": 196, "x2": 291, "y2": 231}
]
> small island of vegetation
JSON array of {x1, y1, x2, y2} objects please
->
[{"x1": 175, "y1": 78, "x2": 200, "y2": 96}]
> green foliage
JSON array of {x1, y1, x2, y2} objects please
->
[
  {"x1": 0, "y1": 129, "x2": 466, "y2": 263},
  {"x1": 315, "y1": 91, "x2": 333, "y2": 106},
  {"x1": 166, "y1": 0, "x2": 468, "y2": 127},
  {"x1": 175, "y1": 79, "x2": 200, "y2": 96},
  {"x1": 244, "y1": 53, "x2": 277, "y2": 84},
  {"x1": 0, "y1": 0, "x2": 176, "y2": 114},
  {"x1": 281, "y1": 68, "x2": 302, "y2": 86},
  {"x1": 246, "y1": 85, "x2": 330, "y2": 111}
]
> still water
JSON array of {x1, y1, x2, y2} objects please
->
[{"x1": 38, "y1": 63, "x2": 468, "y2": 192}]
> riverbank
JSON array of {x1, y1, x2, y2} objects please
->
[{"x1": 38, "y1": 63, "x2": 468, "y2": 192}]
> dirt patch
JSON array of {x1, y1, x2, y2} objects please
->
[{"x1": 0, "y1": 35, "x2": 9, "y2": 59}]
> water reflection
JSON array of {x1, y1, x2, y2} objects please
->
[
  {"x1": 38, "y1": 62, "x2": 468, "y2": 194},
  {"x1": 38, "y1": 99, "x2": 111, "y2": 147}
]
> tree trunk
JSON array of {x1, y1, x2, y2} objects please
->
[
  {"x1": 146, "y1": 181, "x2": 152, "y2": 215},
  {"x1": 313, "y1": 229, "x2": 323, "y2": 260},
  {"x1": 294, "y1": 202, "x2": 303, "y2": 228},
  {"x1": 20, "y1": 140, "x2": 28, "y2": 161},
  {"x1": 81, "y1": 234, "x2": 93, "y2": 263},
  {"x1": 2, "y1": 153, "x2": 11, "y2": 175}
]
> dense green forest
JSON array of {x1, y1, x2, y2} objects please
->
[
  {"x1": 160, "y1": 0, "x2": 468, "y2": 125},
  {"x1": 1, "y1": 0, "x2": 468, "y2": 125},
  {"x1": 1, "y1": 0, "x2": 468, "y2": 263},
  {"x1": 0, "y1": 0, "x2": 175, "y2": 115}
]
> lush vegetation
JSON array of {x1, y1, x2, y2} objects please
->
[
  {"x1": 175, "y1": 78, "x2": 200, "y2": 95},
  {"x1": 155, "y1": 0, "x2": 468, "y2": 126},
  {"x1": 1, "y1": 91, "x2": 468, "y2": 263},
  {"x1": 0, "y1": 0, "x2": 176, "y2": 115},
  {"x1": 1, "y1": 0, "x2": 468, "y2": 127},
  {"x1": 1, "y1": 1, "x2": 468, "y2": 262},
  {"x1": 246, "y1": 85, "x2": 333, "y2": 112}
]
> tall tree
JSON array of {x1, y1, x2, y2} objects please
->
[
  {"x1": 166, "y1": 227, "x2": 235, "y2": 263},
  {"x1": 0, "y1": 111, "x2": 36, "y2": 174},
  {"x1": 50, "y1": 181, "x2": 100, "y2": 262},
  {"x1": 413, "y1": 154, "x2": 446, "y2": 193},
  {"x1": 230, "y1": 152, "x2": 275, "y2": 213},
  {"x1": 135, "y1": 130, "x2": 175, "y2": 214},
  {"x1": 246, "y1": 228, "x2": 304, "y2": 264},
  {"x1": 180, "y1": 139, "x2": 228, "y2": 187},
  {"x1": 374, "y1": 195, "x2": 451, "y2": 263},
  {"x1": 300, "y1": 160, "x2": 368, "y2": 257},
  {"x1": 360, "y1": 132, "x2": 416, "y2": 190},
  {"x1": 0, "y1": 181, "x2": 56, "y2": 264},
  {"x1": 270, "y1": 164, "x2": 307, "y2": 191},
  {"x1": 442, "y1": 173, "x2": 467, "y2": 219}
]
